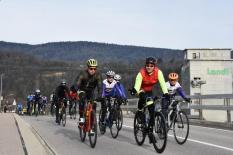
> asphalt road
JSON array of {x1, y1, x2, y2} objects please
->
[{"x1": 21, "y1": 115, "x2": 233, "y2": 155}]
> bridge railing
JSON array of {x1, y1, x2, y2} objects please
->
[{"x1": 121, "y1": 94, "x2": 233, "y2": 126}]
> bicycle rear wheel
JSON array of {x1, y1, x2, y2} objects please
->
[
  {"x1": 153, "y1": 112, "x2": 167, "y2": 153},
  {"x1": 134, "y1": 111, "x2": 146, "y2": 145},
  {"x1": 173, "y1": 111, "x2": 189, "y2": 144},
  {"x1": 110, "y1": 108, "x2": 119, "y2": 139},
  {"x1": 89, "y1": 111, "x2": 97, "y2": 148}
]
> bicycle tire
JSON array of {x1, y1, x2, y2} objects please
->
[
  {"x1": 89, "y1": 111, "x2": 97, "y2": 148},
  {"x1": 62, "y1": 108, "x2": 66, "y2": 127},
  {"x1": 134, "y1": 111, "x2": 146, "y2": 145},
  {"x1": 153, "y1": 112, "x2": 167, "y2": 153},
  {"x1": 98, "y1": 109, "x2": 106, "y2": 134},
  {"x1": 79, "y1": 126, "x2": 86, "y2": 142},
  {"x1": 173, "y1": 110, "x2": 189, "y2": 145},
  {"x1": 117, "y1": 108, "x2": 123, "y2": 131},
  {"x1": 110, "y1": 108, "x2": 119, "y2": 139},
  {"x1": 73, "y1": 106, "x2": 77, "y2": 120},
  {"x1": 35, "y1": 104, "x2": 38, "y2": 117}
]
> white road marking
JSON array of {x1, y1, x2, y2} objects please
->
[
  {"x1": 190, "y1": 125, "x2": 233, "y2": 133},
  {"x1": 123, "y1": 125, "x2": 233, "y2": 152}
]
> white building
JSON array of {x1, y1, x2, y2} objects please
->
[{"x1": 181, "y1": 49, "x2": 233, "y2": 122}]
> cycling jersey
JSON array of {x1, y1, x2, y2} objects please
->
[
  {"x1": 166, "y1": 81, "x2": 186, "y2": 98},
  {"x1": 115, "y1": 82, "x2": 127, "y2": 99},
  {"x1": 42, "y1": 96, "x2": 48, "y2": 104},
  {"x1": 134, "y1": 68, "x2": 168, "y2": 94},
  {"x1": 55, "y1": 85, "x2": 69, "y2": 99},
  {"x1": 74, "y1": 70, "x2": 102, "y2": 98},
  {"x1": 69, "y1": 91, "x2": 78, "y2": 100},
  {"x1": 101, "y1": 79, "x2": 117, "y2": 97}
]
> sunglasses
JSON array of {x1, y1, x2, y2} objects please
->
[
  {"x1": 146, "y1": 64, "x2": 155, "y2": 68},
  {"x1": 107, "y1": 76, "x2": 114, "y2": 79},
  {"x1": 89, "y1": 67, "x2": 97, "y2": 71}
]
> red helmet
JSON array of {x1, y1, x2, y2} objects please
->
[{"x1": 168, "y1": 73, "x2": 179, "y2": 80}]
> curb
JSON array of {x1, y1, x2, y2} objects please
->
[{"x1": 13, "y1": 114, "x2": 58, "y2": 155}]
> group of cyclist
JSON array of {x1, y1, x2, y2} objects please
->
[
  {"x1": 26, "y1": 89, "x2": 48, "y2": 115},
  {"x1": 28, "y1": 57, "x2": 190, "y2": 150}
]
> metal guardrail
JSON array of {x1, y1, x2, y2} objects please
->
[{"x1": 123, "y1": 94, "x2": 233, "y2": 124}]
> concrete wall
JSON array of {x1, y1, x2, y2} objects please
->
[{"x1": 189, "y1": 60, "x2": 232, "y2": 95}]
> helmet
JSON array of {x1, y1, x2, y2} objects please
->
[
  {"x1": 87, "y1": 59, "x2": 98, "y2": 67},
  {"x1": 61, "y1": 79, "x2": 66, "y2": 85},
  {"x1": 35, "y1": 89, "x2": 40, "y2": 94},
  {"x1": 114, "y1": 74, "x2": 121, "y2": 81},
  {"x1": 145, "y1": 57, "x2": 156, "y2": 65},
  {"x1": 168, "y1": 73, "x2": 179, "y2": 80},
  {"x1": 106, "y1": 70, "x2": 115, "y2": 77}
]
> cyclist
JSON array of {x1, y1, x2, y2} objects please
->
[
  {"x1": 69, "y1": 85, "x2": 78, "y2": 118},
  {"x1": 130, "y1": 57, "x2": 169, "y2": 143},
  {"x1": 162, "y1": 72, "x2": 190, "y2": 120},
  {"x1": 41, "y1": 96, "x2": 48, "y2": 114},
  {"x1": 100, "y1": 70, "x2": 117, "y2": 123},
  {"x1": 73, "y1": 59, "x2": 102, "y2": 131},
  {"x1": 50, "y1": 92, "x2": 56, "y2": 115},
  {"x1": 114, "y1": 74, "x2": 127, "y2": 104},
  {"x1": 17, "y1": 102, "x2": 23, "y2": 115},
  {"x1": 26, "y1": 94, "x2": 34, "y2": 114},
  {"x1": 55, "y1": 79, "x2": 69, "y2": 124},
  {"x1": 33, "y1": 89, "x2": 42, "y2": 115}
]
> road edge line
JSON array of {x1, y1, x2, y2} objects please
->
[{"x1": 14, "y1": 114, "x2": 58, "y2": 155}]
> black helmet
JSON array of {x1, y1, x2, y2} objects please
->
[{"x1": 145, "y1": 57, "x2": 157, "y2": 65}]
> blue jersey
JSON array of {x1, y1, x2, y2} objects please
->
[
  {"x1": 115, "y1": 82, "x2": 127, "y2": 99},
  {"x1": 27, "y1": 95, "x2": 34, "y2": 102}
]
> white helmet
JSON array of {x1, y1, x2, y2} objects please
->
[
  {"x1": 35, "y1": 89, "x2": 40, "y2": 94},
  {"x1": 106, "y1": 70, "x2": 115, "y2": 77},
  {"x1": 114, "y1": 74, "x2": 121, "y2": 81}
]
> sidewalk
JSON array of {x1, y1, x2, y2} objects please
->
[
  {"x1": 0, "y1": 113, "x2": 24, "y2": 155},
  {"x1": 0, "y1": 113, "x2": 55, "y2": 155}
]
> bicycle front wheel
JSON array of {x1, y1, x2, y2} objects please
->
[
  {"x1": 117, "y1": 107, "x2": 123, "y2": 131},
  {"x1": 79, "y1": 126, "x2": 86, "y2": 142},
  {"x1": 62, "y1": 108, "x2": 66, "y2": 127},
  {"x1": 153, "y1": 112, "x2": 167, "y2": 153},
  {"x1": 134, "y1": 111, "x2": 146, "y2": 146},
  {"x1": 89, "y1": 111, "x2": 97, "y2": 148},
  {"x1": 173, "y1": 111, "x2": 189, "y2": 145},
  {"x1": 110, "y1": 108, "x2": 119, "y2": 139}
]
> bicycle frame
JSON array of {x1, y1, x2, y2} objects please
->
[{"x1": 80, "y1": 100, "x2": 94, "y2": 132}]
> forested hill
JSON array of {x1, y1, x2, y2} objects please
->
[{"x1": 0, "y1": 41, "x2": 184, "y2": 63}]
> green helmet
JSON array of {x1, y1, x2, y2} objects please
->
[{"x1": 87, "y1": 59, "x2": 98, "y2": 67}]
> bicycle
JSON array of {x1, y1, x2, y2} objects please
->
[
  {"x1": 79, "y1": 99, "x2": 97, "y2": 148},
  {"x1": 58, "y1": 98, "x2": 67, "y2": 127},
  {"x1": 69, "y1": 100, "x2": 77, "y2": 120},
  {"x1": 33, "y1": 100, "x2": 40, "y2": 117},
  {"x1": 99, "y1": 97, "x2": 120, "y2": 139},
  {"x1": 129, "y1": 90, "x2": 167, "y2": 153},
  {"x1": 165, "y1": 98, "x2": 190, "y2": 145}
]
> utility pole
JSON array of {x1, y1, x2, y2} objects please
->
[{"x1": 0, "y1": 74, "x2": 3, "y2": 112}]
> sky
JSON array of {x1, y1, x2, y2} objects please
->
[{"x1": 0, "y1": 0, "x2": 232, "y2": 49}]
